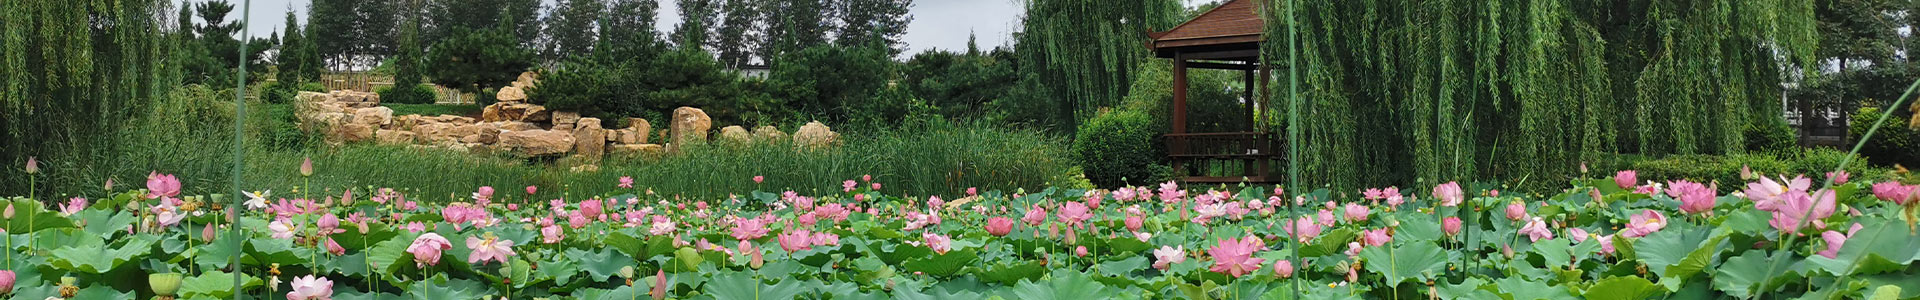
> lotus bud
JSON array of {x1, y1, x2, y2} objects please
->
[
  {"x1": 149, "y1": 273, "x2": 184, "y2": 296},
  {"x1": 24, "y1": 156, "x2": 37, "y2": 174},
  {"x1": 300, "y1": 157, "x2": 313, "y2": 177},
  {"x1": 0, "y1": 270, "x2": 15, "y2": 295}
]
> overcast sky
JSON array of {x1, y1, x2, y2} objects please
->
[{"x1": 185, "y1": 0, "x2": 1213, "y2": 55}]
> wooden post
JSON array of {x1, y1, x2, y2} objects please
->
[
  {"x1": 1172, "y1": 52, "x2": 1189, "y2": 179},
  {"x1": 1244, "y1": 67, "x2": 1257, "y2": 132}
]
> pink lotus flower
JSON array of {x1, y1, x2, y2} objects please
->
[
  {"x1": 1273, "y1": 259, "x2": 1295, "y2": 278},
  {"x1": 1022, "y1": 205, "x2": 1048, "y2": 226},
  {"x1": 1346, "y1": 242, "x2": 1363, "y2": 257},
  {"x1": 1667, "y1": 180, "x2": 1717, "y2": 215},
  {"x1": 1517, "y1": 217, "x2": 1554, "y2": 242},
  {"x1": 1505, "y1": 200, "x2": 1526, "y2": 221},
  {"x1": 1344, "y1": 203, "x2": 1370, "y2": 222},
  {"x1": 1433, "y1": 182, "x2": 1465, "y2": 207},
  {"x1": 473, "y1": 186, "x2": 494, "y2": 202},
  {"x1": 927, "y1": 196, "x2": 945, "y2": 210},
  {"x1": 1442, "y1": 217, "x2": 1463, "y2": 236},
  {"x1": 525, "y1": 185, "x2": 538, "y2": 195},
  {"x1": 923, "y1": 233, "x2": 953, "y2": 254},
  {"x1": 324, "y1": 238, "x2": 345, "y2": 256},
  {"x1": 968, "y1": 187, "x2": 979, "y2": 196},
  {"x1": 1769, "y1": 190, "x2": 1836, "y2": 235},
  {"x1": 541, "y1": 225, "x2": 564, "y2": 244},
  {"x1": 1614, "y1": 170, "x2": 1638, "y2": 189},
  {"x1": 0, "y1": 270, "x2": 15, "y2": 296},
  {"x1": 147, "y1": 172, "x2": 181, "y2": 199},
  {"x1": 1158, "y1": 181, "x2": 1186, "y2": 205},
  {"x1": 466, "y1": 234, "x2": 517, "y2": 265},
  {"x1": 810, "y1": 231, "x2": 840, "y2": 246},
  {"x1": 59, "y1": 197, "x2": 87, "y2": 215},
  {"x1": 580, "y1": 199, "x2": 606, "y2": 220},
  {"x1": 298, "y1": 157, "x2": 313, "y2": 177},
  {"x1": 1569, "y1": 228, "x2": 1589, "y2": 243},
  {"x1": 24, "y1": 156, "x2": 37, "y2": 174},
  {"x1": 316, "y1": 214, "x2": 344, "y2": 235},
  {"x1": 1871, "y1": 182, "x2": 1916, "y2": 205},
  {"x1": 270, "y1": 218, "x2": 297, "y2": 239},
  {"x1": 863, "y1": 174, "x2": 873, "y2": 182},
  {"x1": 1597, "y1": 234, "x2": 1616, "y2": 255},
  {"x1": 1282, "y1": 216, "x2": 1322, "y2": 243},
  {"x1": 1316, "y1": 209, "x2": 1336, "y2": 227},
  {"x1": 1152, "y1": 245, "x2": 1186, "y2": 270},
  {"x1": 843, "y1": 180, "x2": 858, "y2": 192},
  {"x1": 1383, "y1": 187, "x2": 1405, "y2": 208},
  {"x1": 405, "y1": 222, "x2": 426, "y2": 233},
  {"x1": 1621, "y1": 210, "x2": 1667, "y2": 238},
  {"x1": 1746, "y1": 176, "x2": 1811, "y2": 211},
  {"x1": 1360, "y1": 228, "x2": 1391, "y2": 246},
  {"x1": 1207, "y1": 236, "x2": 1266, "y2": 277},
  {"x1": 408, "y1": 233, "x2": 453, "y2": 267},
  {"x1": 985, "y1": 217, "x2": 1014, "y2": 236},
  {"x1": 1817, "y1": 223, "x2": 1866, "y2": 258},
  {"x1": 649, "y1": 218, "x2": 677, "y2": 235},
  {"x1": 1826, "y1": 171, "x2": 1849, "y2": 184},
  {"x1": 871, "y1": 182, "x2": 882, "y2": 190},
  {"x1": 753, "y1": 175, "x2": 765, "y2": 183},
  {"x1": 1075, "y1": 246, "x2": 1089, "y2": 257},
  {"x1": 285, "y1": 274, "x2": 333, "y2": 300},
  {"x1": 1125, "y1": 215, "x2": 1144, "y2": 232},
  {"x1": 618, "y1": 176, "x2": 635, "y2": 188},
  {"x1": 1059, "y1": 202, "x2": 1092, "y2": 227},
  {"x1": 778, "y1": 229, "x2": 812, "y2": 252}
]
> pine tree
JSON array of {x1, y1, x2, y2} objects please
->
[
  {"x1": 602, "y1": 0, "x2": 662, "y2": 50},
  {"x1": 673, "y1": 0, "x2": 719, "y2": 50},
  {"x1": 835, "y1": 0, "x2": 912, "y2": 54},
  {"x1": 710, "y1": 0, "x2": 762, "y2": 68},
  {"x1": 547, "y1": 0, "x2": 607, "y2": 62},
  {"x1": 277, "y1": 9, "x2": 306, "y2": 85}
]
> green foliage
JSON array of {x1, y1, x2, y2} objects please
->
[
  {"x1": 1850, "y1": 107, "x2": 1919, "y2": 168},
  {"x1": 768, "y1": 44, "x2": 895, "y2": 124},
  {"x1": 1627, "y1": 149, "x2": 1887, "y2": 190},
  {"x1": 1074, "y1": 109, "x2": 1169, "y2": 188},
  {"x1": 426, "y1": 26, "x2": 536, "y2": 95},
  {"x1": 1017, "y1": 0, "x2": 1185, "y2": 130},
  {"x1": 379, "y1": 84, "x2": 440, "y2": 105},
  {"x1": 1262, "y1": 0, "x2": 1819, "y2": 191},
  {"x1": 1745, "y1": 119, "x2": 1799, "y2": 153},
  {"x1": 532, "y1": 45, "x2": 769, "y2": 124},
  {"x1": 902, "y1": 48, "x2": 1020, "y2": 119}
]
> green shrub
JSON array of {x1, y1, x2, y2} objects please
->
[
  {"x1": 251, "y1": 103, "x2": 315, "y2": 151},
  {"x1": 298, "y1": 82, "x2": 326, "y2": 92},
  {"x1": 1074, "y1": 108, "x2": 1169, "y2": 188},
  {"x1": 1744, "y1": 118, "x2": 1797, "y2": 153},
  {"x1": 379, "y1": 83, "x2": 440, "y2": 104},
  {"x1": 261, "y1": 82, "x2": 298, "y2": 104},
  {"x1": 1851, "y1": 107, "x2": 1920, "y2": 168}
]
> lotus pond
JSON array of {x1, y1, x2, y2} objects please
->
[{"x1": 1, "y1": 170, "x2": 1918, "y2": 300}]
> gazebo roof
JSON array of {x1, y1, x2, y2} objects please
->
[{"x1": 1148, "y1": 0, "x2": 1265, "y2": 59}]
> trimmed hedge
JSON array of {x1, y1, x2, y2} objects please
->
[
  {"x1": 1851, "y1": 107, "x2": 1919, "y2": 168},
  {"x1": 1074, "y1": 108, "x2": 1169, "y2": 188}
]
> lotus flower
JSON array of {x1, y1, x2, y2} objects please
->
[
  {"x1": 1075, "y1": 246, "x2": 1089, "y2": 257},
  {"x1": 843, "y1": 180, "x2": 858, "y2": 192},
  {"x1": 473, "y1": 186, "x2": 494, "y2": 202},
  {"x1": 1569, "y1": 228, "x2": 1589, "y2": 243},
  {"x1": 1826, "y1": 171, "x2": 1849, "y2": 184},
  {"x1": 1283, "y1": 216, "x2": 1322, "y2": 243},
  {"x1": 1207, "y1": 236, "x2": 1266, "y2": 277},
  {"x1": 777, "y1": 229, "x2": 812, "y2": 252},
  {"x1": 618, "y1": 176, "x2": 635, "y2": 188},
  {"x1": 324, "y1": 238, "x2": 345, "y2": 256},
  {"x1": 1817, "y1": 223, "x2": 1866, "y2": 258},
  {"x1": 1871, "y1": 182, "x2": 1915, "y2": 205},
  {"x1": 753, "y1": 176, "x2": 765, "y2": 184},
  {"x1": 1442, "y1": 217, "x2": 1463, "y2": 236},
  {"x1": 1344, "y1": 203, "x2": 1370, "y2": 222},
  {"x1": 1598, "y1": 234, "x2": 1616, "y2": 255},
  {"x1": 1621, "y1": 210, "x2": 1667, "y2": 238},
  {"x1": 1517, "y1": 217, "x2": 1554, "y2": 242},
  {"x1": 408, "y1": 233, "x2": 453, "y2": 267},
  {"x1": 1022, "y1": 205, "x2": 1048, "y2": 226},
  {"x1": 810, "y1": 231, "x2": 839, "y2": 246},
  {"x1": 1058, "y1": 202, "x2": 1090, "y2": 227},
  {"x1": 1433, "y1": 182, "x2": 1464, "y2": 207},
  {"x1": 59, "y1": 197, "x2": 87, "y2": 215},
  {"x1": 1667, "y1": 180, "x2": 1717, "y2": 215},
  {"x1": 466, "y1": 234, "x2": 517, "y2": 265},
  {"x1": 985, "y1": 217, "x2": 1014, "y2": 236},
  {"x1": 269, "y1": 218, "x2": 297, "y2": 239},
  {"x1": 1125, "y1": 215, "x2": 1144, "y2": 232},
  {"x1": 1614, "y1": 170, "x2": 1638, "y2": 189},
  {"x1": 649, "y1": 218, "x2": 677, "y2": 235},
  {"x1": 286, "y1": 275, "x2": 333, "y2": 300},
  {"x1": 244, "y1": 190, "x2": 272, "y2": 210},
  {"x1": 1273, "y1": 259, "x2": 1295, "y2": 278},
  {"x1": 1152, "y1": 245, "x2": 1186, "y2": 270},
  {"x1": 1769, "y1": 190, "x2": 1836, "y2": 234},
  {"x1": 1360, "y1": 228, "x2": 1391, "y2": 247},
  {"x1": 1747, "y1": 176, "x2": 1811, "y2": 211},
  {"x1": 1505, "y1": 200, "x2": 1526, "y2": 221},
  {"x1": 525, "y1": 185, "x2": 538, "y2": 195},
  {"x1": 146, "y1": 172, "x2": 181, "y2": 199},
  {"x1": 1383, "y1": 187, "x2": 1404, "y2": 208},
  {"x1": 0, "y1": 270, "x2": 15, "y2": 295},
  {"x1": 541, "y1": 225, "x2": 565, "y2": 244},
  {"x1": 316, "y1": 213, "x2": 344, "y2": 235},
  {"x1": 923, "y1": 233, "x2": 953, "y2": 254}
]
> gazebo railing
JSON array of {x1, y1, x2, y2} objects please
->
[{"x1": 1164, "y1": 131, "x2": 1282, "y2": 183}]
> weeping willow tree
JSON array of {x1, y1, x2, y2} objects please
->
[
  {"x1": 1262, "y1": 0, "x2": 1817, "y2": 191},
  {"x1": 1017, "y1": 0, "x2": 1185, "y2": 131},
  {"x1": 1, "y1": 0, "x2": 174, "y2": 196}
]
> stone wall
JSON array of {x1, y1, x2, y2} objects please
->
[{"x1": 293, "y1": 71, "x2": 839, "y2": 171}]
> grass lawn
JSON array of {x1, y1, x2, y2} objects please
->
[{"x1": 387, "y1": 103, "x2": 484, "y2": 117}]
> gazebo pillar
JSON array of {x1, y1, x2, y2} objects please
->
[{"x1": 1172, "y1": 52, "x2": 1188, "y2": 135}]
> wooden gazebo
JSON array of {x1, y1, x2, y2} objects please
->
[{"x1": 1148, "y1": 0, "x2": 1281, "y2": 184}]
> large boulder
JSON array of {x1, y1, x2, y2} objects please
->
[
  {"x1": 480, "y1": 102, "x2": 550, "y2": 122},
  {"x1": 671, "y1": 107, "x2": 712, "y2": 145},
  {"x1": 718, "y1": 126, "x2": 752, "y2": 145},
  {"x1": 609, "y1": 144, "x2": 666, "y2": 157},
  {"x1": 496, "y1": 86, "x2": 528, "y2": 102},
  {"x1": 793, "y1": 121, "x2": 839, "y2": 148},
  {"x1": 497, "y1": 121, "x2": 542, "y2": 131},
  {"x1": 412, "y1": 122, "x2": 456, "y2": 141},
  {"x1": 512, "y1": 72, "x2": 540, "y2": 90},
  {"x1": 608, "y1": 118, "x2": 652, "y2": 144},
  {"x1": 375, "y1": 129, "x2": 418, "y2": 144},
  {"x1": 752, "y1": 126, "x2": 787, "y2": 143},
  {"x1": 333, "y1": 123, "x2": 377, "y2": 143},
  {"x1": 497, "y1": 130, "x2": 575, "y2": 156},
  {"x1": 552, "y1": 111, "x2": 582, "y2": 131},
  {"x1": 572, "y1": 118, "x2": 607, "y2": 159},
  {"x1": 296, "y1": 91, "x2": 333, "y2": 103},
  {"x1": 352, "y1": 107, "x2": 395, "y2": 127}
]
